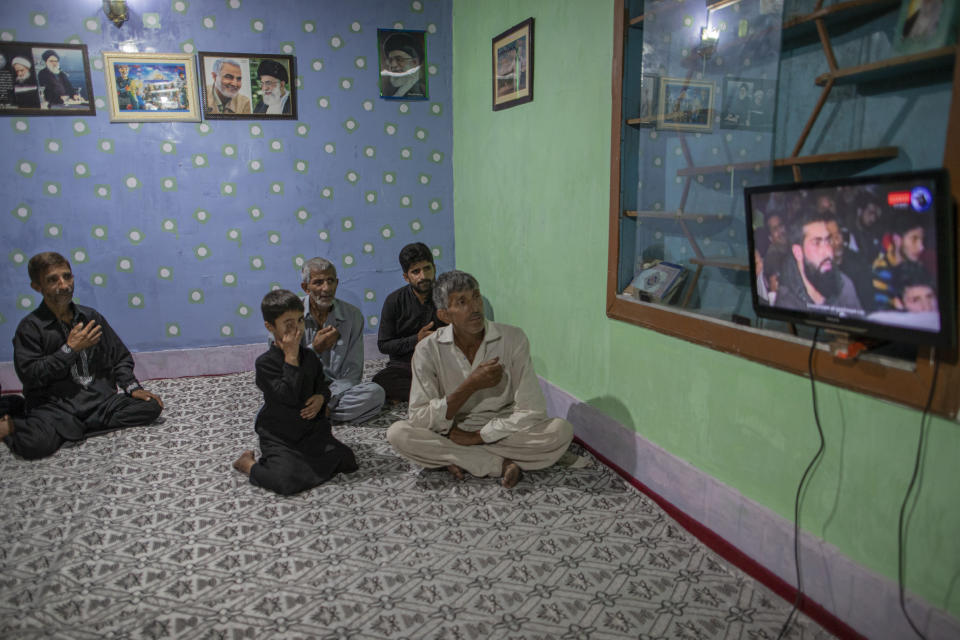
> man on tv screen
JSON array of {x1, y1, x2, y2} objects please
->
[{"x1": 776, "y1": 210, "x2": 864, "y2": 314}]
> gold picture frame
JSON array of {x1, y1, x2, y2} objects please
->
[
  {"x1": 102, "y1": 51, "x2": 200, "y2": 123},
  {"x1": 656, "y1": 77, "x2": 714, "y2": 132}
]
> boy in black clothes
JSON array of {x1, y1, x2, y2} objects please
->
[{"x1": 233, "y1": 289, "x2": 358, "y2": 495}]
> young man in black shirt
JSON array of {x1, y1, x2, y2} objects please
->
[
  {"x1": 372, "y1": 242, "x2": 445, "y2": 403},
  {"x1": 1, "y1": 252, "x2": 163, "y2": 459}
]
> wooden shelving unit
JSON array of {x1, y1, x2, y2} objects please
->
[{"x1": 815, "y1": 45, "x2": 957, "y2": 86}]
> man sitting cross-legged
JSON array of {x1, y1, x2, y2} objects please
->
[
  {"x1": 1, "y1": 252, "x2": 163, "y2": 460},
  {"x1": 299, "y1": 257, "x2": 385, "y2": 423},
  {"x1": 387, "y1": 270, "x2": 573, "y2": 488}
]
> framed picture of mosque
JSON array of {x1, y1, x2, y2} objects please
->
[
  {"x1": 198, "y1": 52, "x2": 298, "y2": 119},
  {"x1": 102, "y1": 51, "x2": 200, "y2": 123},
  {"x1": 492, "y1": 17, "x2": 534, "y2": 111},
  {"x1": 0, "y1": 41, "x2": 95, "y2": 116}
]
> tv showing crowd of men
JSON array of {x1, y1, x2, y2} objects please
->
[{"x1": 749, "y1": 177, "x2": 942, "y2": 334}]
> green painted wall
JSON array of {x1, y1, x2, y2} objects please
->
[{"x1": 452, "y1": 0, "x2": 960, "y2": 619}]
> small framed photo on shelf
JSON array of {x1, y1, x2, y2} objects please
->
[
  {"x1": 720, "y1": 77, "x2": 775, "y2": 130},
  {"x1": 893, "y1": 0, "x2": 958, "y2": 56},
  {"x1": 378, "y1": 29, "x2": 428, "y2": 100},
  {"x1": 198, "y1": 52, "x2": 297, "y2": 119},
  {"x1": 102, "y1": 51, "x2": 199, "y2": 122},
  {"x1": 657, "y1": 77, "x2": 714, "y2": 132},
  {"x1": 0, "y1": 42, "x2": 95, "y2": 116},
  {"x1": 492, "y1": 17, "x2": 534, "y2": 111}
]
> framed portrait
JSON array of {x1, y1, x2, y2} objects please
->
[
  {"x1": 198, "y1": 52, "x2": 297, "y2": 119},
  {"x1": 893, "y1": 0, "x2": 958, "y2": 55},
  {"x1": 0, "y1": 42, "x2": 95, "y2": 116},
  {"x1": 492, "y1": 17, "x2": 534, "y2": 111},
  {"x1": 657, "y1": 77, "x2": 714, "y2": 132},
  {"x1": 102, "y1": 52, "x2": 199, "y2": 123},
  {"x1": 719, "y1": 77, "x2": 775, "y2": 131},
  {"x1": 378, "y1": 30, "x2": 428, "y2": 101}
]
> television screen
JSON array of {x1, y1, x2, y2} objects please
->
[{"x1": 744, "y1": 169, "x2": 956, "y2": 349}]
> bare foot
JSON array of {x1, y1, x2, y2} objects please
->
[
  {"x1": 501, "y1": 460, "x2": 521, "y2": 489},
  {"x1": 0, "y1": 415, "x2": 13, "y2": 439},
  {"x1": 232, "y1": 450, "x2": 256, "y2": 475},
  {"x1": 446, "y1": 464, "x2": 465, "y2": 481}
]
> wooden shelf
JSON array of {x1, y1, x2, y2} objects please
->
[
  {"x1": 675, "y1": 146, "x2": 898, "y2": 177},
  {"x1": 815, "y1": 46, "x2": 957, "y2": 86},
  {"x1": 782, "y1": 0, "x2": 899, "y2": 37},
  {"x1": 626, "y1": 116, "x2": 655, "y2": 126},
  {"x1": 689, "y1": 257, "x2": 748, "y2": 271},
  {"x1": 624, "y1": 210, "x2": 728, "y2": 222},
  {"x1": 629, "y1": 14, "x2": 644, "y2": 28}
]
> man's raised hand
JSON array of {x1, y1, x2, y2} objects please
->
[
  {"x1": 468, "y1": 357, "x2": 503, "y2": 391},
  {"x1": 416, "y1": 321, "x2": 435, "y2": 342},
  {"x1": 312, "y1": 325, "x2": 339, "y2": 353},
  {"x1": 66, "y1": 320, "x2": 102, "y2": 352}
]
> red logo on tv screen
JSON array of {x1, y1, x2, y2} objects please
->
[{"x1": 887, "y1": 191, "x2": 911, "y2": 207}]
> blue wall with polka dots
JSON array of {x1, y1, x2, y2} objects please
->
[{"x1": 0, "y1": 0, "x2": 453, "y2": 361}]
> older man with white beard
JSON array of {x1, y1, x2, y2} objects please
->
[
  {"x1": 298, "y1": 258, "x2": 385, "y2": 424},
  {"x1": 253, "y1": 59, "x2": 291, "y2": 114},
  {"x1": 206, "y1": 58, "x2": 250, "y2": 114},
  {"x1": 10, "y1": 55, "x2": 40, "y2": 108},
  {"x1": 380, "y1": 32, "x2": 426, "y2": 98}
]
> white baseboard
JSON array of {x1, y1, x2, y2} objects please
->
[{"x1": 538, "y1": 376, "x2": 959, "y2": 640}]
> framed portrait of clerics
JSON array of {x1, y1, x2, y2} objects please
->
[
  {"x1": 378, "y1": 30, "x2": 428, "y2": 101},
  {"x1": 720, "y1": 77, "x2": 775, "y2": 131},
  {"x1": 102, "y1": 51, "x2": 199, "y2": 122},
  {"x1": 492, "y1": 17, "x2": 534, "y2": 111},
  {"x1": 0, "y1": 42, "x2": 95, "y2": 116},
  {"x1": 893, "y1": 0, "x2": 958, "y2": 55},
  {"x1": 199, "y1": 52, "x2": 297, "y2": 119},
  {"x1": 657, "y1": 77, "x2": 714, "y2": 132}
]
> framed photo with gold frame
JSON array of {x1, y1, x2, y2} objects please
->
[
  {"x1": 0, "y1": 41, "x2": 95, "y2": 116},
  {"x1": 657, "y1": 77, "x2": 714, "y2": 132},
  {"x1": 102, "y1": 51, "x2": 200, "y2": 122},
  {"x1": 492, "y1": 17, "x2": 534, "y2": 111}
]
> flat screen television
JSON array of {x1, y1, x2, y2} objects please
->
[{"x1": 744, "y1": 169, "x2": 956, "y2": 350}]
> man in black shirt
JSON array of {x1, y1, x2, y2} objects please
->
[
  {"x1": 1, "y1": 252, "x2": 163, "y2": 459},
  {"x1": 372, "y1": 242, "x2": 445, "y2": 403}
]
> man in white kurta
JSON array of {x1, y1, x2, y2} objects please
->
[{"x1": 386, "y1": 271, "x2": 573, "y2": 488}]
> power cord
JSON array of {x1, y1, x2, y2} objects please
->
[
  {"x1": 776, "y1": 327, "x2": 825, "y2": 639},
  {"x1": 897, "y1": 354, "x2": 939, "y2": 640}
]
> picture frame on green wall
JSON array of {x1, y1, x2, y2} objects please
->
[
  {"x1": 0, "y1": 42, "x2": 95, "y2": 116},
  {"x1": 492, "y1": 17, "x2": 534, "y2": 111},
  {"x1": 893, "y1": 0, "x2": 958, "y2": 56},
  {"x1": 102, "y1": 51, "x2": 200, "y2": 123}
]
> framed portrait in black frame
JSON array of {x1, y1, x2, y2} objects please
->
[
  {"x1": 198, "y1": 52, "x2": 297, "y2": 119},
  {"x1": 378, "y1": 29, "x2": 428, "y2": 100},
  {"x1": 492, "y1": 17, "x2": 534, "y2": 111},
  {"x1": 719, "y1": 77, "x2": 775, "y2": 131},
  {"x1": 0, "y1": 41, "x2": 95, "y2": 116}
]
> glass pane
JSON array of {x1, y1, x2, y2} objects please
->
[{"x1": 618, "y1": 0, "x2": 784, "y2": 324}]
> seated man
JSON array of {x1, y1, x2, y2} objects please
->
[
  {"x1": 1, "y1": 252, "x2": 163, "y2": 459},
  {"x1": 387, "y1": 270, "x2": 574, "y2": 488},
  {"x1": 299, "y1": 257, "x2": 385, "y2": 423},
  {"x1": 372, "y1": 242, "x2": 445, "y2": 403}
]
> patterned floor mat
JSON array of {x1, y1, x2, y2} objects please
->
[{"x1": 0, "y1": 361, "x2": 833, "y2": 639}]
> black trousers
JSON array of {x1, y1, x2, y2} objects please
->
[
  {"x1": 250, "y1": 435, "x2": 358, "y2": 496},
  {"x1": 4, "y1": 393, "x2": 163, "y2": 460},
  {"x1": 371, "y1": 362, "x2": 412, "y2": 403}
]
